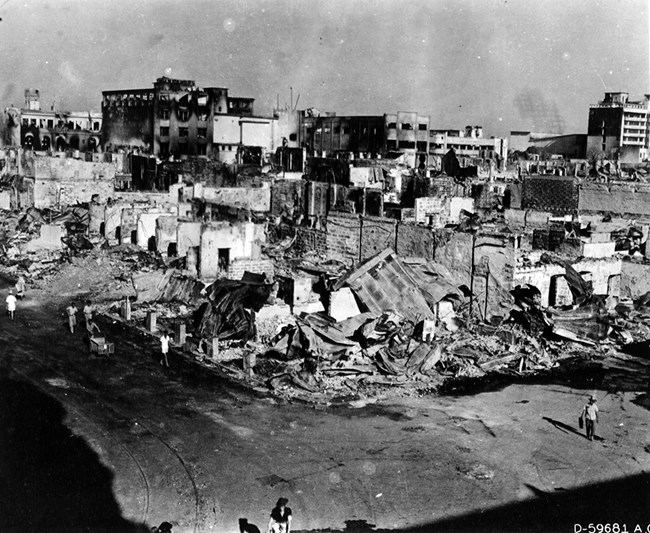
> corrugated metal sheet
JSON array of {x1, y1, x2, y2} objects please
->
[{"x1": 344, "y1": 249, "x2": 433, "y2": 323}]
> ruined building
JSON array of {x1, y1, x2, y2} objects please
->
[{"x1": 101, "y1": 77, "x2": 278, "y2": 162}]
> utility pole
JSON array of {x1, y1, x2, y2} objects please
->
[{"x1": 468, "y1": 232, "x2": 476, "y2": 328}]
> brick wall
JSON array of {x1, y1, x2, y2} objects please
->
[
  {"x1": 295, "y1": 227, "x2": 327, "y2": 256},
  {"x1": 395, "y1": 223, "x2": 436, "y2": 259},
  {"x1": 226, "y1": 259, "x2": 274, "y2": 280},
  {"x1": 521, "y1": 176, "x2": 578, "y2": 214}
]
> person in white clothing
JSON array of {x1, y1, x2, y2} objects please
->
[
  {"x1": 160, "y1": 332, "x2": 171, "y2": 367},
  {"x1": 6, "y1": 290, "x2": 17, "y2": 320}
]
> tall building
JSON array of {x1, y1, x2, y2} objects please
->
[
  {"x1": 6, "y1": 89, "x2": 102, "y2": 152},
  {"x1": 101, "y1": 77, "x2": 264, "y2": 160},
  {"x1": 586, "y1": 92, "x2": 650, "y2": 163}
]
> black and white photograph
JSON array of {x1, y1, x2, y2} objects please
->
[{"x1": 1, "y1": 1, "x2": 649, "y2": 532}]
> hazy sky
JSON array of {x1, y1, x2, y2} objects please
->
[{"x1": 0, "y1": 0, "x2": 647, "y2": 136}]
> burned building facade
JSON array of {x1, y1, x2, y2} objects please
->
[{"x1": 101, "y1": 77, "x2": 257, "y2": 159}]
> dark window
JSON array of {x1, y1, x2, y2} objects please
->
[
  {"x1": 418, "y1": 124, "x2": 427, "y2": 131},
  {"x1": 159, "y1": 142, "x2": 169, "y2": 157},
  {"x1": 179, "y1": 143, "x2": 188, "y2": 155},
  {"x1": 160, "y1": 109, "x2": 170, "y2": 120},
  {"x1": 197, "y1": 108, "x2": 208, "y2": 121},
  {"x1": 47, "y1": 119, "x2": 54, "y2": 128},
  {"x1": 197, "y1": 127, "x2": 207, "y2": 138},
  {"x1": 400, "y1": 141, "x2": 416, "y2": 149},
  {"x1": 386, "y1": 140, "x2": 397, "y2": 150},
  {"x1": 342, "y1": 127, "x2": 350, "y2": 135},
  {"x1": 387, "y1": 122, "x2": 397, "y2": 129},
  {"x1": 197, "y1": 144, "x2": 207, "y2": 155},
  {"x1": 159, "y1": 126, "x2": 169, "y2": 137},
  {"x1": 289, "y1": 133, "x2": 297, "y2": 141},
  {"x1": 218, "y1": 248, "x2": 230, "y2": 271},
  {"x1": 333, "y1": 126, "x2": 341, "y2": 134},
  {"x1": 179, "y1": 127, "x2": 188, "y2": 137},
  {"x1": 178, "y1": 109, "x2": 189, "y2": 121},
  {"x1": 93, "y1": 121, "x2": 100, "y2": 131},
  {"x1": 401, "y1": 123, "x2": 413, "y2": 130}
]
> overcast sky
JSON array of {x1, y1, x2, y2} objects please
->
[{"x1": 0, "y1": 0, "x2": 647, "y2": 136}]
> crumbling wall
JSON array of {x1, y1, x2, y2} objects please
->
[
  {"x1": 325, "y1": 212, "x2": 362, "y2": 262},
  {"x1": 579, "y1": 183, "x2": 650, "y2": 216},
  {"x1": 177, "y1": 221, "x2": 202, "y2": 257},
  {"x1": 620, "y1": 261, "x2": 650, "y2": 300},
  {"x1": 434, "y1": 230, "x2": 515, "y2": 319},
  {"x1": 395, "y1": 223, "x2": 435, "y2": 259},
  {"x1": 201, "y1": 185, "x2": 271, "y2": 212},
  {"x1": 155, "y1": 215, "x2": 178, "y2": 254},
  {"x1": 199, "y1": 221, "x2": 266, "y2": 279},
  {"x1": 33, "y1": 157, "x2": 116, "y2": 208},
  {"x1": 271, "y1": 179, "x2": 304, "y2": 216},
  {"x1": 359, "y1": 216, "x2": 397, "y2": 260},
  {"x1": 295, "y1": 227, "x2": 327, "y2": 256},
  {"x1": 226, "y1": 259, "x2": 274, "y2": 280},
  {"x1": 514, "y1": 258, "x2": 622, "y2": 307}
]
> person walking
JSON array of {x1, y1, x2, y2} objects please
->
[
  {"x1": 581, "y1": 395, "x2": 599, "y2": 441},
  {"x1": 267, "y1": 498, "x2": 292, "y2": 533},
  {"x1": 160, "y1": 331, "x2": 171, "y2": 368},
  {"x1": 83, "y1": 300, "x2": 94, "y2": 325},
  {"x1": 6, "y1": 289, "x2": 17, "y2": 320},
  {"x1": 66, "y1": 302, "x2": 78, "y2": 333}
]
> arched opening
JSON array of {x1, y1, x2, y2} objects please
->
[
  {"x1": 167, "y1": 242, "x2": 178, "y2": 257},
  {"x1": 56, "y1": 137, "x2": 67, "y2": 151},
  {"x1": 41, "y1": 136, "x2": 51, "y2": 151},
  {"x1": 147, "y1": 236, "x2": 157, "y2": 252},
  {"x1": 69, "y1": 135, "x2": 80, "y2": 150},
  {"x1": 87, "y1": 137, "x2": 98, "y2": 152},
  {"x1": 22, "y1": 133, "x2": 34, "y2": 150}
]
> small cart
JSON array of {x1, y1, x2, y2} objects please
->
[{"x1": 90, "y1": 336, "x2": 114, "y2": 357}]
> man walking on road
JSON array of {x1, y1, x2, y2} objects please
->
[
  {"x1": 6, "y1": 290, "x2": 16, "y2": 320},
  {"x1": 66, "y1": 302, "x2": 78, "y2": 333},
  {"x1": 581, "y1": 395, "x2": 599, "y2": 441},
  {"x1": 160, "y1": 331, "x2": 171, "y2": 368}
]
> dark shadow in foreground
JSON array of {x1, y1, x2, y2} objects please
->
[
  {"x1": 294, "y1": 473, "x2": 650, "y2": 533},
  {"x1": 0, "y1": 375, "x2": 148, "y2": 533}
]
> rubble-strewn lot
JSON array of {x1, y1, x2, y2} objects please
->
[{"x1": 4, "y1": 202, "x2": 650, "y2": 405}]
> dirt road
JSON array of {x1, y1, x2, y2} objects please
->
[{"x1": 1, "y1": 288, "x2": 649, "y2": 533}]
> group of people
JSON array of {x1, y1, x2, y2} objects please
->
[{"x1": 65, "y1": 300, "x2": 102, "y2": 353}]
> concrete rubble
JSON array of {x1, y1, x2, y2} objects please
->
[{"x1": 2, "y1": 142, "x2": 650, "y2": 403}]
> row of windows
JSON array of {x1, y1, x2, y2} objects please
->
[
  {"x1": 386, "y1": 122, "x2": 428, "y2": 131},
  {"x1": 22, "y1": 118, "x2": 101, "y2": 131},
  {"x1": 159, "y1": 107, "x2": 212, "y2": 121},
  {"x1": 159, "y1": 127, "x2": 207, "y2": 137}
]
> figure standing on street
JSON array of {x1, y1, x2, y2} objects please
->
[
  {"x1": 160, "y1": 331, "x2": 171, "y2": 368},
  {"x1": 83, "y1": 300, "x2": 94, "y2": 325},
  {"x1": 15, "y1": 276, "x2": 26, "y2": 299},
  {"x1": 6, "y1": 290, "x2": 17, "y2": 320},
  {"x1": 267, "y1": 497, "x2": 292, "y2": 533},
  {"x1": 581, "y1": 395, "x2": 599, "y2": 441},
  {"x1": 66, "y1": 302, "x2": 78, "y2": 333}
]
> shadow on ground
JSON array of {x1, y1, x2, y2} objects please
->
[
  {"x1": 0, "y1": 374, "x2": 148, "y2": 533},
  {"x1": 295, "y1": 472, "x2": 650, "y2": 533}
]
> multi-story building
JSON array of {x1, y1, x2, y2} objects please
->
[
  {"x1": 101, "y1": 77, "x2": 268, "y2": 161},
  {"x1": 296, "y1": 109, "x2": 385, "y2": 158},
  {"x1": 385, "y1": 111, "x2": 430, "y2": 168},
  {"x1": 6, "y1": 89, "x2": 102, "y2": 152},
  {"x1": 587, "y1": 92, "x2": 650, "y2": 163},
  {"x1": 429, "y1": 125, "x2": 508, "y2": 161}
]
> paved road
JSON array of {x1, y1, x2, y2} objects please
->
[{"x1": 1, "y1": 290, "x2": 650, "y2": 533}]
